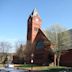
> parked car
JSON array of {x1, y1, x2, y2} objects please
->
[{"x1": 5, "y1": 64, "x2": 14, "y2": 68}]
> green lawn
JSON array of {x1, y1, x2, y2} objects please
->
[
  {"x1": 16, "y1": 64, "x2": 37, "y2": 68},
  {"x1": 15, "y1": 64, "x2": 71, "y2": 71}
]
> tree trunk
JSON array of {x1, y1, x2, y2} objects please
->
[
  {"x1": 57, "y1": 54, "x2": 61, "y2": 66},
  {"x1": 54, "y1": 54, "x2": 57, "y2": 66}
]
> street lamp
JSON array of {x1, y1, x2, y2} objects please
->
[
  {"x1": 31, "y1": 53, "x2": 34, "y2": 70},
  {"x1": 31, "y1": 59, "x2": 33, "y2": 64}
]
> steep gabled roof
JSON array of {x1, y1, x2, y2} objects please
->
[
  {"x1": 31, "y1": 8, "x2": 39, "y2": 17},
  {"x1": 33, "y1": 29, "x2": 51, "y2": 46}
]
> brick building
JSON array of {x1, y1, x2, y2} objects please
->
[
  {"x1": 13, "y1": 9, "x2": 72, "y2": 66},
  {"x1": 26, "y1": 8, "x2": 54, "y2": 65},
  {"x1": 60, "y1": 29, "x2": 72, "y2": 67},
  {"x1": 26, "y1": 9, "x2": 72, "y2": 66}
]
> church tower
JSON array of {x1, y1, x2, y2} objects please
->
[{"x1": 27, "y1": 8, "x2": 42, "y2": 43}]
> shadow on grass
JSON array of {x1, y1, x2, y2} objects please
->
[
  {"x1": 38, "y1": 68, "x2": 72, "y2": 72},
  {"x1": 31, "y1": 68, "x2": 72, "y2": 72}
]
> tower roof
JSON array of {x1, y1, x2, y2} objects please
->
[{"x1": 31, "y1": 8, "x2": 39, "y2": 17}]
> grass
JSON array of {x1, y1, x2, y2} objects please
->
[
  {"x1": 0, "y1": 64, "x2": 72, "y2": 72},
  {"x1": 15, "y1": 64, "x2": 67, "y2": 70}
]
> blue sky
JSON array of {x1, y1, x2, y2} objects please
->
[{"x1": 0, "y1": 0, "x2": 72, "y2": 52}]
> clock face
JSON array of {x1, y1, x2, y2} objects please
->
[{"x1": 35, "y1": 18, "x2": 39, "y2": 22}]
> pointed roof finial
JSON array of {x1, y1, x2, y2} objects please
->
[{"x1": 31, "y1": 8, "x2": 39, "y2": 17}]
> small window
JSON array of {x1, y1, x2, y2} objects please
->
[{"x1": 34, "y1": 27, "x2": 38, "y2": 32}]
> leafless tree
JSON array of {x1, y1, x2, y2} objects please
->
[
  {"x1": 14, "y1": 41, "x2": 27, "y2": 63},
  {"x1": 0, "y1": 41, "x2": 12, "y2": 63},
  {"x1": 44, "y1": 24, "x2": 71, "y2": 66},
  {"x1": 15, "y1": 40, "x2": 33, "y2": 63}
]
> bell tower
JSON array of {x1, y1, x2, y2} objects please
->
[{"x1": 27, "y1": 8, "x2": 42, "y2": 43}]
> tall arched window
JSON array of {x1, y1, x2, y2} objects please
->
[{"x1": 36, "y1": 40, "x2": 44, "y2": 49}]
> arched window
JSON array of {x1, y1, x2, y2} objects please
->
[{"x1": 36, "y1": 40, "x2": 44, "y2": 49}]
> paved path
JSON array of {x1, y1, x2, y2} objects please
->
[{"x1": 0, "y1": 67, "x2": 29, "y2": 72}]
